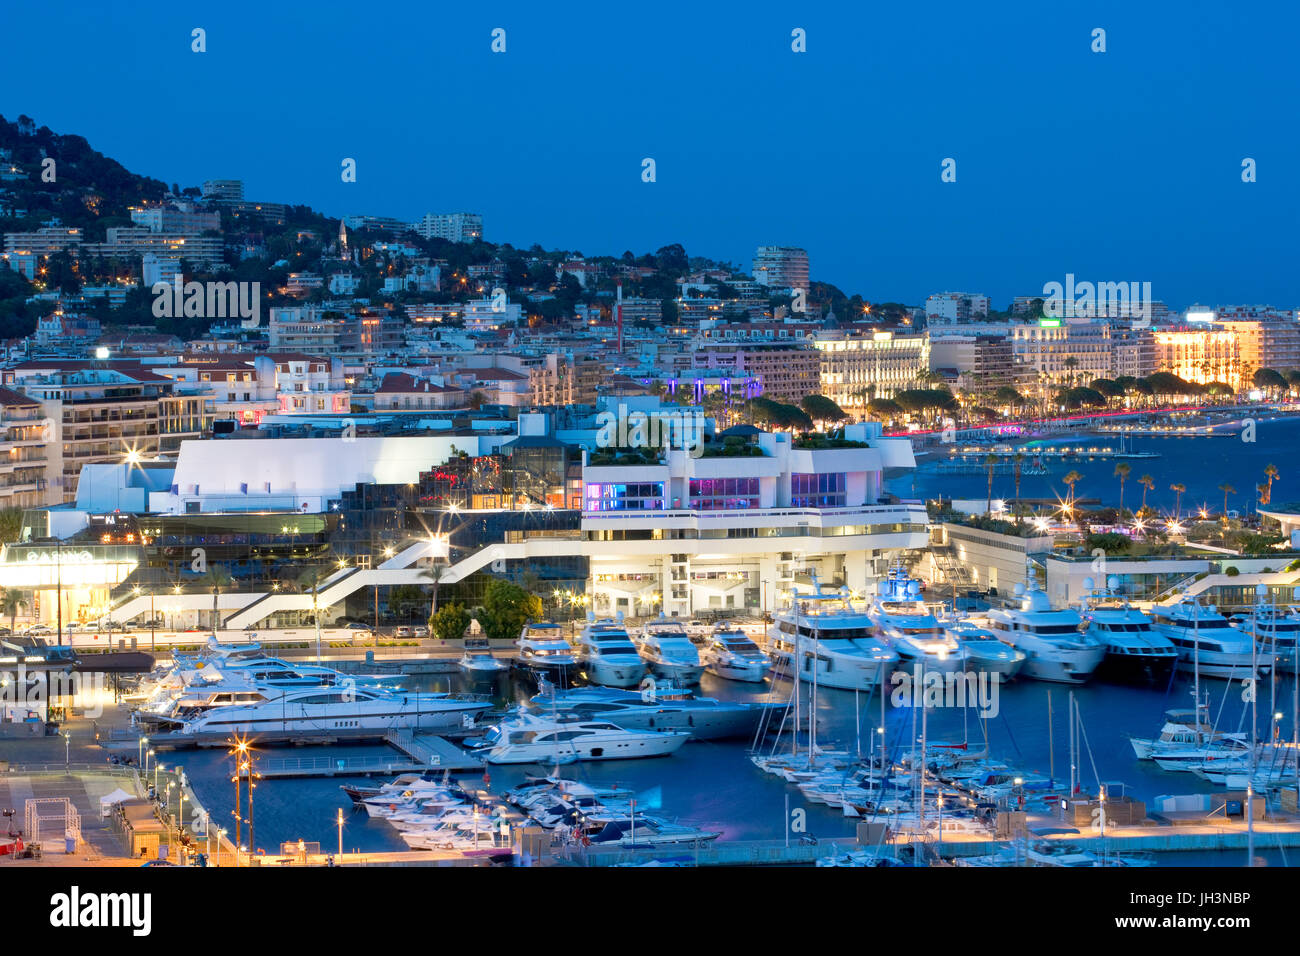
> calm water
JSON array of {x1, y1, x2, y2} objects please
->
[
  {"x1": 176, "y1": 429, "x2": 1300, "y2": 865},
  {"x1": 180, "y1": 666, "x2": 1299, "y2": 866},
  {"x1": 887, "y1": 416, "x2": 1300, "y2": 514}
]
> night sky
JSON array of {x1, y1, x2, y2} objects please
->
[{"x1": 4, "y1": 0, "x2": 1297, "y2": 308}]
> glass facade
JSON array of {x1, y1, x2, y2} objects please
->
[
  {"x1": 791, "y1": 472, "x2": 846, "y2": 508},
  {"x1": 584, "y1": 482, "x2": 665, "y2": 512},
  {"x1": 688, "y1": 477, "x2": 760, "y2": 510}
]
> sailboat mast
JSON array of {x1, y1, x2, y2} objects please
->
[
  {"x1": 1047, "y1": 690, "x2": 1054, "y2": 785},
  {"x1": 792, "y1": 592, "x2": 799, "y2": 758}
]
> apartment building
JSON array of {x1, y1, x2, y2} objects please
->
[
  {"x1": 751, "y1": 246, "x2": 809, "y2": 292},
  {"x1": 3, "y1": 363, "x2": 208, "y2": 500},
  {"x1": 1153, "y1": 327, "x2": 1244, "y2": 389},
  {"x1": 2, "y1": 226, "x2": 82, "y2": 256},
  {"x1": 813, "y1": 330, "x2": 931, "y2": 410},
  {"x1": 81, "y1": 228, "x2": 224, "y2": 269},
  {"x1": 696, "y1": 342, "x2": 821, "y2": 405},
  {"x1": 1010, "y1": 321, "x2": 1113, "y2": 385},
  {"x1": 926, "y1": 333, "x2": 1019, "y2": 395},
  {"x1": 411, "y1": 212, "x2": 483, "y2": 243},
  {"x1": 925, "y1": 292, "x2": 991, "y2": 325},
  {"x1": 129, "y1": 203, "x2": 221, "y2": 235},
  {"x1": 0, "y1": 387, "x2": 60, "y2": 508}
]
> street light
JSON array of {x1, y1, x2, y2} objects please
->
[
  {"x1": 337, "y1": 807, "x2": 344, "y2": 859},
  {"x1": 63, "y1": 731, "x2": 71, "y2": 772}
]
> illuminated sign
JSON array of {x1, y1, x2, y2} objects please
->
[{"x1": 1038, "y1": 318, "x2": 1061, "y2": 327}]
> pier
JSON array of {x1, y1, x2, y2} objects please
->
[{"x1": 255, "y1": 732, "x2": 482, "y2": 778}]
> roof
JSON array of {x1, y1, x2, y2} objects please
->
[
  {"x1": 375, "y1": 372, "x2": 458, "y2": 394},
  {"x1": 0, "y1": 386, "x2": 39, "y2": 407}
]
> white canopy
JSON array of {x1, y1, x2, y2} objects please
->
[{"x1": 98, "y1": 788, "x2": 134, "y2": 809}]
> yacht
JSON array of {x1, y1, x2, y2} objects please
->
[
  {"x1": 1148, "y1": 598, "x2": 1267, "y2": 680},
  {"x1": 701, "y1": 624, "x2": 772, "y2": 682},
  {"x1": 868, "y1": 568, "x2": 968, "y2": 674},
  {"x1": 458, "y1": 638, "x2": 508, "y2": 676},
  {"x1": 1129, "y1": 701, "x2": 1248, "y2": 760},
  {"x1": 514, "y1": 622, "x2": 578, "y2": 682},
  {"x1": 983, "y1": 583, "x2": 1104, "y2": 684},
  {"x1": 941, "y1": 620, "x2": 1026, "y2": 680},
  {"x1": 175, "y1": 685, "x2": 492, "y2": 736},
  {"x1": 585, "y1": 816, "x2": 722, "y2": 849},
  {"x1": 768, "y1": 580, "x2": 898, "y2": 691},
  {"x1": 525, "y1": 684, "x2": 783, "y2": 740},
  {"x1": 481, "y1": 712, "x2": 689, "y2": 764},
  {"x1": 1079, "y1": 593, "x2": 1177, "y2": 685},
  {"x1": 575, "y1": 619, "x2": 647, "y2": 688},
  {"x1": 1232, "y1": 602, "x2": 1300, "y2": 674},
  {"x1": 635, "y1": 619, "x2": 704, "y2": 684}
]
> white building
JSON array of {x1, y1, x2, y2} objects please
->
[
  {"x1": 581, "y1": 422, "x2": 923, "y2": 616},
  {"x1": 410, "y1": 212, "x2": 483, "y2": 243},
  {"x1": 925, "y1": 292, "x2": 990, "y2": 325},
  {"x1": 752, "y1": 246, "x2": 809, "y2": 292}
]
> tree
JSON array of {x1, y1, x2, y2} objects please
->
[
  {"x1": 1113, "y1": 462, "x2": 1131, "y2": 517},
  {"x1": 984, "y1": 454, "x2": 998, "y2": 515},
  {"x1": 994, "y1": 386, "x2": 1025, "y2": 408},
  {"x1": 0, "y1": 508, "x2": 23, "y2": 544},
  {"x1": 1, "y1": 589, "x2": 25, "y2": 635},
  {"x1": 478, "y1": 577, "x2": 544, "y2": 642},
  {"x1": 1219, "y1": 483, "x2": 1236, "y2": 517},
  {"x1": 1170, "y1": 482, "x2": 1186, "y2": 519},
  {"x1": 203, "y1": 566, "x2": 234, "y2": 637},
  {"x1": 1012, "y1": 452, "x2": 1025, "y2": 519},
  {"x1": 1253, "y1": 368, "x2": 1288, "y2": 395},
  {"x1": 420, "y1": 562, "x2": 448, "y2": 619},
  {"x1": 1261, "y1": 464, "x2": 1280, "y2": 506},
  {"x1": 297, "y1": 566, "x2": 329, "y2": 662},
  {"x1": 1062, "y1": 470, "x2": 1083, "y2": 516},
  {"x1": 431, "y1": 602, "x2": 471, "y2": 643},
  {"x1": 1138, "y1": 474, "x2": 1154, "y2": 511},
  {"x1": 467, "y1": 390, "x2": 488, "y2": 410},
  {"x1": 799, "y1": 394, "x2": 847, "y2": 424}
]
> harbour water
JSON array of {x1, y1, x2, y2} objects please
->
[
  {"x1": 179, "y1": 666, "x2": 1300, "y2": 866},
  {"x1": 888, "y1": 416, "x2": 1300, "y2": 514}
]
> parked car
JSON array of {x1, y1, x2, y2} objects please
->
[
  {"x1": 413, "y1": 625, "x2": 429, "y2": 638},
  {"x1": 394, "y1": 626, "x2": 414, "y2": 638}
]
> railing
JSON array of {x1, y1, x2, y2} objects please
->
[{"x1": 257, "y1": 754, "x2": 424, "y2": 776}]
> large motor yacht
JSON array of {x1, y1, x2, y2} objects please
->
[{"x1": 983, "y1": 583, "x2": 1104, "y2": 684}]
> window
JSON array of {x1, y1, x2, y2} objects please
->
[
  {"x1": 585, "y1": 482, "x2": 664, "y2": 512},
  {"x1": 689, "y1": 476, "x2": 759, "y2": 510},
  {"x1": 791, "y1": 472, "x2": 846, "y2": 507}
]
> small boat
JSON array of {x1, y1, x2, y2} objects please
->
[
  {"x1": 941, "y1": 620, "x2": 1026, "y2": 680},
  {"x1": 458, "y1": 639, "x2": 508, "y2": 675},
  {"x1": 527, "y1": 684, "x2": 783, "y2": 740}
]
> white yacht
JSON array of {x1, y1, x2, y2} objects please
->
[
  {"x1": 1148, "y1": 598, "x2": 1267, "y2": 680},
  {"x1": 1232, "y1": 602, "x2": 1300, "y2": 674},
  {"x1": 481, "y1": 712, "x2": 689, "y2": 764},
  {"x1": 983, "y1": 583, "x2": 1104, "y2": 684},
  {"x1": 514, "y1": 622, "x2": 578, "y2": 681},
  {"x1": 768, "y1": 580, "x2": 898, "y2": 691},
  {"x1": 175, "y1": 685, "x2": 492, "y2": 736},
  {"x1": 940, "y1": 620, "x2": 1026, "y2": 680},
  {"x1": 525, "y1": 684, "x2": 783, "y2": 740},
  {"x1": 701, "y1": 624, "x2": 772, "y2": 682},
  {"x1": 1129, "y1": 700, "x2": 1249, "y2": 760},
  {"x1": 574, "y1": 619, "x2": 647, "y2": 688},
  {"x1": 635, "y1": 619, "x2": 704, "y2": 684},
  {"x1": 1079, "y1": 585, "x2": 1177, "y2": 685},
  {"x1": 868, "y1": 568, "x2": 968, "y2": 674},
  {"x1": 458, "y1": 638, "x2": 507, "y2": 676}
]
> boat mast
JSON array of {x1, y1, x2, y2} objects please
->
[
  {"x1": 1068, "y1": 689, "x2": 1076, "y2": 798},
  {"x1": 792, "y1": 590, "x2": 799, "y2": 759},
  {"x1": 1192, "y1": 594, "x2": 1202, "y2": 746},
  {"x1": 1248, "y1": 585, "x2": 1260, "y2": 867}
]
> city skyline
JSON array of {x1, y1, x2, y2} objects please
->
[{"x1": 4, "y1": 0, "x2": 1298, "y2": 308}]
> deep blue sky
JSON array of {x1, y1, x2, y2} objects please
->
[{"x1": 4, "y1": 0, "x2": 1297, "y2": 309}]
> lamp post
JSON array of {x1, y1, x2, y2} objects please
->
[
  {"x1": 337, "y1": 807, "x2": 344, "y2": 859},
  {"x1": 63, "y1": 731, "x2": 70, "y2": 772}
]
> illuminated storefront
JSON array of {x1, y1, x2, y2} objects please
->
[{"x1": 0, "y1": 544, "x2": 140, "y2": 625}]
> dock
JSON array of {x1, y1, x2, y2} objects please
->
[{"x1": 255, "y1": 733, "x2": 482, "y2": 778}]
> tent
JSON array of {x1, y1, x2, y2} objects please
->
[{"x1": 98, "y1": 788, "x2": 134, "y2": 817}]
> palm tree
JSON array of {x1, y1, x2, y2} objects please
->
[
  {"x1": 984, "y1": 453, "x2": 998, "y2": 515},
  {"x1": 1012, "y1": 452, "x2": 1025, "y2": 520},
  {"x1": 203, "y1": 567, "x2": 234, "y2": 639},
  {"x1": 1, "y1": 589, "x2": 26, "y2": 636},
  {"x1": 1170, "y1": 483, "x2": 1186, "y2": 519},
  {"x1": 297, "y1": 566, "x2": 331, "y2": 663},
  {"x1": 420, "y1": 562, "x2": 448, "y2": 621},
  {"x1": 1264, "y1": 464, "x2": 1280, "y2": 506},
  {"x1": 1219, "y1": 482, "x2": 1236, "y2": 517},
  {"x1": 1138, "y1": 474, "x2": 1154, "y2": 512},
  {"x1": 1062, "y1": 470, "x2": 1083, "y2": 518},
  {"x1": 1113, "y1": 462, "x2": 1131, "y2": 518}
]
